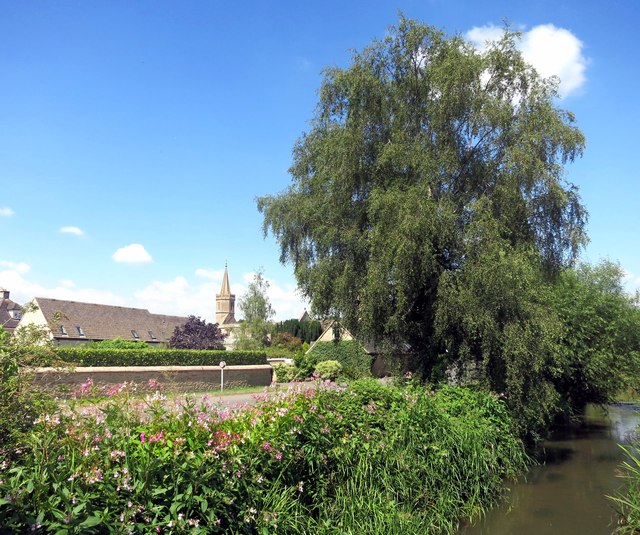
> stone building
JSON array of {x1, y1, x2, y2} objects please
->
[
  {"x1": 16, "y1": 297, "x2": 187, "y2": 346},
  {"x1": 216, "y1": 264, "x2": 237, "y2": 325},
  {"x1": 0, "y1": 288, "x2": 23, "y2": 335},
  {"x1": 215, "y1": 264, "x2": 239, "y2": 349}
]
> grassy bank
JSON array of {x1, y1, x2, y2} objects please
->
[
  {"x1": 0, "y1": 380, "x2": 528, "y2": 533},
  {"x1": 611, "y1": 443, "x2": 640, "y2": 533}
]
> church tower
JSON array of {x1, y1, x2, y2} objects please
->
[{"x1": 216, "y1": 264, "x2": 237, "y2": 325}]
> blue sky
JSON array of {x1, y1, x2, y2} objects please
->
[{"x1": 1, "y1": 0, "x2": 639, "y2": 322}]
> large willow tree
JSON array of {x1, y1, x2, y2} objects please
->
[{"x1": 259, "y1": 19, "x2": 587, "y2": 432}]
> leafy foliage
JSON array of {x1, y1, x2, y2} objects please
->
[
  {"x1": 0, "y1": 381, "x2": 528, "y2": 533},
  {"x1": 88, "y1": 338, "x2": 150, "y2": 350},
  {"x1": 313, "y1": 360, "x2": 342, "y2": 380},
  {"x1": 273, "y1": 363, "x2": 299, "y2": 383},
  {"x1": 551, "y1": 261, "x2": 640, "y2": 411},
  {"x1": 308, "y1": 340, "x2": 372, "y2": 379},
  {"x1": 275, "y1": 319, "x2": 322, "y2": 343},
  {"x1": 259, "y1": 19, "x2": 586, "y2": 355},
  {"x1": 611, "y1": 444, "x2": 640, "y2": 533},
  {"x1": 258, "y1": 17, "x2": 592, "y2": 436},
  {"x1": 168, "y1": 315, "x2": 226, "y2": 350},
  {"x1": 236, "y1": 269, "x2": 275, "y2": 349},
  {"x1": 271, "y1": 331, "x2": 304, "y2": 352},
  {"x1": 53, "y1": 348, "x2": 267, "y2": 367},
  {"x1": 0, "y1": 323, "x2": 55, "y2": 457}
]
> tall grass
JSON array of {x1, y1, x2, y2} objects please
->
[
  {"x1": 0, "y1": 380, "x2": 528, "y2": 533},
  {"x1": 610, "y1": 444, "x2": 640, "y2": 533}
]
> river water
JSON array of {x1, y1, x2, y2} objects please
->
[{"x1": 459, "y1": 404, "x2": 640, "y2": 535}]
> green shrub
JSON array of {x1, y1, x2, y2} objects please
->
[
  {"x1": 0, "y1": 381, "x2": 528, "y2": 533},
  {"x1": 611, "y1": 444, "x2": 640, "y2": 532},
  {"x1": 293, "y1": 350, "x2": 317, "y2": 379},
  {"x1": 308, "y1": 340, "x2": 372, "y2": 378},
  {"x1": 314, "y1": 360, "x2": 342, "y2": 380},
  {"x1": 273, "y1": 364, "x2": 299, "y2": 383},
  {"x1": 0, "y1": 327, "x2": 55, "y2": 457},
  {"x1": 53, "y1": 348, "x2": 267, "y2": 367},
  {"x1": 88, "y1": 338, "x2": 151, "y2": 350}
]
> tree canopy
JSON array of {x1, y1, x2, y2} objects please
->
[
  {"x1": 259, "y1": 17, "x2": 586, "y2": 351},
  {"x1": 236, "y1": 270, "x2": 275, "y2": 349},
  {"x1": 258, "y1": 18, "x2": 589, "y2": 436},
  {"x1": 168, "y1": 316, "x2": 226, "y2": 350}
]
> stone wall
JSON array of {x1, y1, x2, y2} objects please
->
[{"x1": 32, "y1": 365, "x2": 273, "y2": 396}]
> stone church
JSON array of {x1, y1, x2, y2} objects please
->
[{"x1": 215, "y1": 264, "x2": 240, "y2": 348}]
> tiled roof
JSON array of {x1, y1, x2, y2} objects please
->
[
  {"x1": 35, "y1": 297, "x2": 188, "y2": 343},
  {"x1": 0, "y1": 296, "x2": 22, "y2": 333}
]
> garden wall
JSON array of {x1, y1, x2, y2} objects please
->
[{"x1": 31, "y1": 365, "x2": 273, "y2": 396}]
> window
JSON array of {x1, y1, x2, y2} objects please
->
[
  {"x1": 76, "y1": 326, "x2": 85, "y2": 336},
  {"x1": 10, "y1": 310, "x2": 21, "y2": 320},
  {"x1": 60, "y1": 325, "x2": 67, "y2": 335},
  {"x1": 148, "y1": 330, "x2": 157, "y2": 340},
  {"x1": 131, "y1": 330, "x2": 139, "y2": 339}
]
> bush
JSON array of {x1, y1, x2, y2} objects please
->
[
  {"x1": 53, "y1": 348, "x2": 267, "y2": 367},
  {"x1": 88, "y1": 338, "x2": 150, "y2": 350},
  {"x1": 0, "y1": 327, "x2": 55, "y2": 457},
  {"x1": 0, "y1": 381, "x2": 528, "y2": 533},
  {"x1": 271, "y1": 332, "x2": 303, "y2": 352},
  {"x1": 308, "y1": 340, "x2": 372, "y2": 378},
  {"x1": 314, "y1": 360, "x2": 342, "y2": 380},
  {"x1": 293, "y1": 350, "x2": 317, "y2": 379},
  {"x1": 273, "y1": 364, "x2": 299, "y2": 383}
]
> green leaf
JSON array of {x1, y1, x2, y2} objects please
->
[{"x1": 79, "y1": 515, "x2": 102, "y2": 528}]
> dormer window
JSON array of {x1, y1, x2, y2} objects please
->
[
  {"x1": 148, "y1": 330, "x2": 157, "y2": 340},
  {"x1": 76, "y1": 326, "x2": 85, "y2": 336},
  {"x1": 131, "y1": 330, "x2": 140, "y2": 339},
  {"x1": 60, "y1": 325, "x2": 67, "y2": 335},
  {"x1": 9, "y1": 310, "x2": 21, "y2": 320}
]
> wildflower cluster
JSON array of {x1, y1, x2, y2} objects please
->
[{"x1": 0, "y1": 380, "x2": 527, "y2": 533}]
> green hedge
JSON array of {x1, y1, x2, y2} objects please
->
[
  {"x1": 53, "y1": 348, "x2": 267, "y2": 367},
  {"x1": 308, "y1": 340, "x2": 372, "y2": 378}
]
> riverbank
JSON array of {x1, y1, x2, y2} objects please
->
[
  {"x1": 460, "y1": 404, "x2": 640, "y2": 535},
  {"x1": 0, "y1": 380, "x2": 528, "y2": 533}
]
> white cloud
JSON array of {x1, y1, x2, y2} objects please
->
[
  {"x1": 112, "y1": 243, "x2": 153, "y2": 264},
  {"x1": 623, "y1": 269, "x2": 640, "y2": 294},
  {"x1": 0, "y1": 261, "x2": 125, "y2": 307},
  {"x1": 466, "y1": 23, "x2": 588, "y2": 98},
  {"x1": 0, "y1": 207, "x2": 14, "y2": 217},
  {"x1": 466, "y1": 25, "x2": 505, "y2": 47},
  {"x1": 59, "y1": 226, "x2": 84, "y2": 236},
  {"x1": 1, "y1": 259, "x2": 307, "y2": 325},
  {"x1": 0, "y1": 260, "x2": 31, "y2": 274},
  {"x1": 195, "y1": 268, "x2": 225, "y2": 281}
]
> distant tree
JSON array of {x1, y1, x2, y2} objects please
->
[
  {"x1": 168, "y1": 316, "x2": 226, "y2": 350},
  {"x1": 551, "y1": 260, "x2": 640, "y2": 410},
  {"x1": 236, "y1": 270, "x2": 275, "y2": 348},
  {"x1": 275, "y1": 318, "x2": 323, "y2": 344},
  {"x1": 272, "y1": 331, "x2": 303, "y2": 352}
]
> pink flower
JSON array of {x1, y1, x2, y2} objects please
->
[{"x1": 140, "y1": 432, "x2": 146, "y2": 444}]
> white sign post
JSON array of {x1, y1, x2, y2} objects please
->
[{"x1": 219, "y1": 361, "x2": 226, "y2": 392}]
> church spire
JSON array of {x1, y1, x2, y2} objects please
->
[
  {"x1": 220, "y1": 263, "x2": 231, "y2": 296},
  {"x1": 216, "y1": 263, "x2": 236, "y2": 324}
]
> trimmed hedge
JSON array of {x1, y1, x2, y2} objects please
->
[
  {"x1": 308, "y1": 340, "x2": 372, "y2": 378},
  {"x1": 53, "y1": 348, "x2": 267, "y2": 367}
]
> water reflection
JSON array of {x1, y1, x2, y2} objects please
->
[{"x1": 459, "y1": 404, "x2": 640, "y2": 535}]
